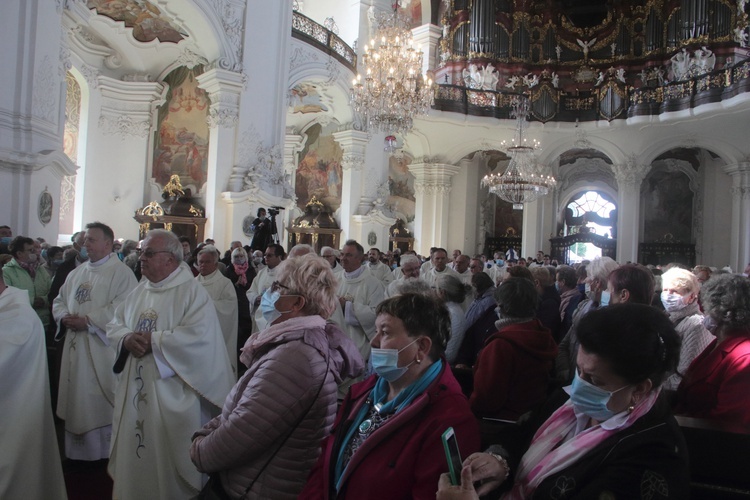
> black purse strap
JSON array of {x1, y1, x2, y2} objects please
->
[{"x1": 239, "y1": 339, "x2": 331, "y2": 499}]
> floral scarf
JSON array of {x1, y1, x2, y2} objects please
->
[
  {"x1": 233, "y1": 261, "x2": 249, "y2": 287},
  {"x1": 504, "y1": 388, "x2": 662, "y2": 499}
]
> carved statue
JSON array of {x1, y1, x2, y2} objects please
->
[
  {"x1": 462, "y1": 63, "x2": 499, "y2": 90},
  {"x1": 595, "y1": 71, "x2": 605, "y2": 86},
  {"x1": 505, "y1": 75, "x2": 520, "y2": 89},
  {"x1": 522, "y1": 73, "x2": 539, "y2": 88},
  {"x1": 693, "y1": 46, "x2": 716, "y2": 74},
  {"x1": 734, "y1": 27, "x2": 749, "y2": 47},
  {"x1": 555, "y1": 44, "x2": 562, "y2": 61},
  {"x1": 615, "y1": 68, "x2": 626, "y2": 83},
  {"x1": 670, "y1": 48, "x2": 689, "y2": 80},
  {"x1": 551, "y1": 72, "x2": 560, "y2": 88},
  {"x1": 610, "y1": 42, "x2": 617, "y2": 58},
  {"x1": 576, "y1": 38, "x2": 597, "y2": 61},
  {"x1": 162, "y1": 175, "x2": 185, "y2": 198}
]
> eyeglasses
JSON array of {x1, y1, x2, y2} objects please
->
[
  {"x1": 270, "y1": 281, "x2": 290, "y2": 293},
  {"x1": 137, "y1": 249, "x2": 173, "y2": 259}
]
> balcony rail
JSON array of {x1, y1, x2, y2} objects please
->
[
  {"x1": 291, "y1": 11, "x2": 357, "y2": 73},
  {"x1": 433, "y1": 58, "x2": 750, "y2": 123}
]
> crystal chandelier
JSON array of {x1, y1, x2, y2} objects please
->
[
  {"x1": 350, "y1": 4, "x2": 434, "y2": 135},
  {"x1": 482, "y1": 96, "x2": 556, "y2": 209}
]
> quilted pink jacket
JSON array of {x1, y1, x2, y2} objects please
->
[{"x1": 191, "y1": 315, "x2": 364, "y2": 499}]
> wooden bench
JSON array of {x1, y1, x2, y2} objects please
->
[{"x1": 676, "y1": 416, "x2": 750, "y2": 499}]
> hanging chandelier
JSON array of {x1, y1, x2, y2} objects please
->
[
  {"x1": 350, "y1": 4, "x2": 434, "y2": 135},
  {"x1": 482, "y1": 96, "x2": 556, "y2": 209}
]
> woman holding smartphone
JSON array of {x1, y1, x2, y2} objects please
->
[
  {"x1": 437, "y1": 303, "x2": 689, "y2": 499},
  {"x1": 300, "y1": 293, "x2": 480, "y2": 499}
]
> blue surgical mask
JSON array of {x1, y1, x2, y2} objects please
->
[
  {"x1": 78, "y1": 247, "x2": 88, "y2": 260},
  {"x1": 495, "y1": 259, "x2": 504, "y2": 266},
  {"x1": 600, "y1": 291, "x2": 610, "y2": 307},
  {"x1": 569, "y1": 370, "x2": 630, "y2": 421},
  {"x1": 0, "y1": 237, "x2": 11, "y2": 246},
  {"x1": 661, "y1": 291, "x2": 687, "y2": 312},
  {"x1": 259, "y1": 288, "x2": 292, "y2": 326},
  {"x1": 370, "y1": 338, "x2": 419, "y2": 382},
  {"x1": 117, "y1": 252, "x2": 125, "y2": 261},
  {"x1": 53, "y1": 259, "x2": 64, "y2": 266}
]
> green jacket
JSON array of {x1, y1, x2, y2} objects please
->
[{"x1": 2, "y1": 258, "x2": 52, "y2": 328}]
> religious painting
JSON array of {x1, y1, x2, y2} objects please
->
[
  {"x1": 403, "y1": 0, "x2": 423, "y2": 28},
  {"x1": 387, "y1": 155, "x2": 416, "y2": 222},
  {"x1": 289, "y1": 83, "x2": 328, "y2": 114},
  {"x1": 152, "y1": 66, "x2": 210, "y2": 194},
  {"x1": 494, "y1": 198, "x2": 523, "y2": 237},
  {"x1": 296, "y1": 123, "x2": 343, "y2": 212},
  {"x1": 60, "y1": 72, "x2": 81, "y2": 234},
  {"x1": 643, "y1": 170, "x2": 693, "y2": 243},
  {"x1": 87, "y1": 0, "x2": 186, "y2": 43}
]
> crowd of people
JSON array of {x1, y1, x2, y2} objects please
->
[{"x1": 1, "y1": 220, "x2": 749, "y2": 499}]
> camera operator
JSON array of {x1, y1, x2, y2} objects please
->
[{"x1": 249, "y1": 208, "x2": 274, "y2": 252}]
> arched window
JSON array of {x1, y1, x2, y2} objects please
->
[{"x1": 565, "y1": 190, "x2": 616, "y2": 238}]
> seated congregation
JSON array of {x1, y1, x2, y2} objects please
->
[{"x1": 2, "y1": 225, "x2": 750, "y2": 499}]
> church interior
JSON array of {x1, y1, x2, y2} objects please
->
[{"x1": 2, "y1": 0, "x2": 750, "y2": 270}]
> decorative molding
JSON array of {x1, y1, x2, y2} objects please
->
[
  {"x1": 60, "y1": 36, "x2": 72, "y2": 79},
  {"x1": 32, "y1": 55, "x2": 58, "y2": 124},
  {"x1": 176, "y1": 47, "x2": 209, "y2": 69},
  {"x1": 78, "y1": 63, "x2": 100, "y2": 89},
  {"x1": 612, "y1": 157, "x2": 650, "y2": 189},
  {"x1": 340, "y1": 152, "x2": 365, "y2": 171},
  {"x1": 122, "y1": 74, "x2": 153, "y2": 82},
  {"x1": 196, "y1": 68, "x2": 243, "y2": 129},
  {"x1": 203, "y1": 0, "x2": 245, "y2": 72},
  {"x1": 98, "y1": 114, "x2": 150, "y2": 138}
]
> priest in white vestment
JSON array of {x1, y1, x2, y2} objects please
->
[
  {"x1": 0, "y1": 270, "x2": 67, "y2": 500},
  {"x1": 366, "y1": 247, "x2": 394, "y2": 284},
  {"x1": 246, "y1": 243, "x2": 285, "y2": 333},
  {"x1": 329, "y1": 240, "x2": 385, "y2": 363},
  {"x1": 107, "y1": 229, "x2": 234, "y2": 499},
  {"x1": 385, "y1": 254, "x2": 422, "y2": 298},
  {"x1": 196, "y1": 245, "x2": 239, "y2": 376},
  {"x1": 53, "y1": 222, "x2": 137, "y2": 460},
  {"x1": 422, "y1": 248, "x2": 460, "y2": 289}
]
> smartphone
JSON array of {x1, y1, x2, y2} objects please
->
[{"x1": 442, "y1": 427, "x2": 463, "y2": 486}]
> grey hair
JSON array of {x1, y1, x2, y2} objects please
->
[
  {"x1": 146, "y1": 229, "x2": 182, "y2": 261},
  {"x1": 699, "y1": 274, "x2": 750, "y2": 331},
  {"x1": 587, "y1": 256, "x2": 619, "y2": 283},
  {"x1": 399, "y1": 254, "x2": 420, "y2": 268},
  {"x1": 197, "y1": 245, "x2": 219, "y2": 261},
  {"x1": 289, "y1": 244, "x2": 315, "y2": 258},
  {"x1": 394, "y1": 278, "x2": 434, "y2": 297},
  {"x1": 320, "y1": 245, "x2": 335, "y2": 257},
  {"x1": 436, "y1": 274, "x2": 471, "y2": 303}
]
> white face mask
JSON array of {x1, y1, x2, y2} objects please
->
[{"x1": 661, "y1": 291, "x2": 688, "y2": 312}]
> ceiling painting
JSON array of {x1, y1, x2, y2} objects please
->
[{"x1": 87, "y1": 0, "x2": 187, "y2": 43}]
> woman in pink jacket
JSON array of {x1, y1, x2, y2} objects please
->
[{"x1": 190, "y1": 254, "x2": 364, "y2": 499}]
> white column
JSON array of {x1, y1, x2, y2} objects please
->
[
  {"x1": 280, "y1": 133, "x2": 305, "y2": 242},
  {"x1": 0, "y1": 0, "x2": 74, "y2": 240},
  {"x1": 722, "y1": 162, "x2": 750, "y2": 272},
  {"x1": 333, "y1": 129, "x2": 369, "y2": 242},
  {"x1": 196, "y1": 68, "x2": 243, "y2": 246},
  {"x1": 84, "y1": 77, "x2": 164, "y2": 240},
  {"x1": 613, "y1": 159, "x2": 650, "y2": 264},
  {"x1": 411, "y1": 24, "x2": 443, "y2": 74},
  {"x1": 408, "y1": 162, "x2": 461, "y2": 253}
]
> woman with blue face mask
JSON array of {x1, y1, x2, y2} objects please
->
[
  {"x1": 438, "y1": 303, "x2": 688, "y2": 500},
  {"x1": 301, "y1": 293, "x2": 480, "y2": 499},
  {"x1": 191, "y1": 254, "x2": 364, "y2": 499}
]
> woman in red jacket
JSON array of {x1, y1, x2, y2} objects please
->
[
  {"x1": 675, "y1": 273, "x2": 750, "y2": 426},
  {"x1": 300, "y1": 293, "x2": 480, "y2": 499}
]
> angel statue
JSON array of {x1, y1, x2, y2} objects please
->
[
  {"x1": 576, "y1": 38, "x2": 597, "y2": 62},
  {"x1": 505, "y1": 75, "x2": 520, "y2": 89}
]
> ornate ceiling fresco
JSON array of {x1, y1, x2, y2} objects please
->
[{"x1": 87, "y1": 0, "x2": 186, "y2": 43}]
